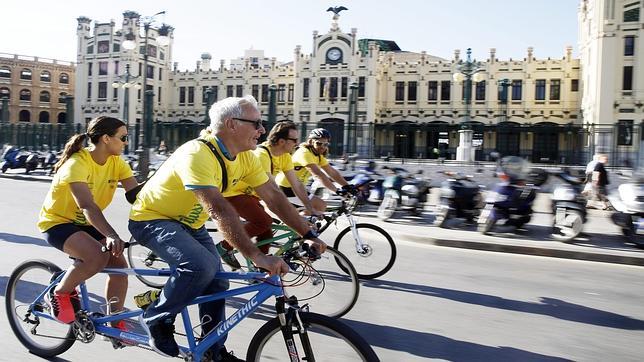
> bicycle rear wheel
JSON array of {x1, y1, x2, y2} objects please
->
[
  {"x1": 126, "y1": 237, "x2": 169, "y2": 288},
  {"x1": 334, "y1": 224, "x2": 396, "y2": 280},
  {"x1": 246, "y1": 312, "x2": 379, "y2": 361},
  {"x1": 279, "y1": 246, "x2": 359, "y2": 319},
  {"x1": 5, "y1": 260, "x2": 76, "y2": 358}
]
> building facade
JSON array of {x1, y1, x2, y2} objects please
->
[
  {"x1": 0, "y1": 53, "x2": 75, "y2": 124},
  {"x1": 74, "y1": 2, "x2": 643, "y2": 166}
]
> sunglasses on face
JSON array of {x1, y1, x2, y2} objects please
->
[
  {"x1": 116, "y1": 134, "x2": 128, "y2": 142},
  {"x1": 233, "y1": 117, "x2": 265, "y2": 130},
  {"x1": 314, "y1": 141, "x2": 329, "y2": 147},
  {"x1": 287, "y1": 137, "x2": 298, "y2": 142}
]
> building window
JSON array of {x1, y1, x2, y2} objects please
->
[
  {"x1": 87, "y1": 45, "x2": 93, "y2": 54},
  {"x1": 39, "y1": 111, "x2": 50, "y2": 123},
  {"x1": 97, "y1": 40, "x2": 109, "y2": 53},
  {"x1": 623, "y1": 66, "x2": 633, "y2": 90},
  {"x1": 329, "y1": 78, "x2": 338, "y2": 100},
  {"x1": 319, "y1": 78, "x2": 327, "y2": 99},
  {"x1": 40, "y1": 91, "x2": 50, "y2": 102},
  {"x1": 188, "y1": 86, "x2": 195, "y2": 104},
  {"x1": 0, "y1": 67, "x2": 10, "y2": 78},
  {"x1": 147, "y1": 45, "x2": 157, "y2": 58},
  {"x1": 0, "y1": 87, "x2": 10, "y2": 100},
  {"x1": 550, "y1": 79, "x2": 560, "y2": 100},
  {"x1": 179, "y1": 87, "x2": 186, "y2": 104},
  {"x1": 395, "y1": 82, "x2": 404, "y2": 102},
  {"x1": 212, "y1": 86, "x2": 218, "y2": 102},
  {"x1": 160, "y1": 52, "x2": 165, "y2": 60},
  {"x1": 406, "y1": 81, "x2": 416, "y2": 102},
  {"x1": 114, "y1": 61, "x2": 119, "y2": 75},
  {"x1": 261, "y1": 84, "x2": 269, "y2": 103},
  {"x1": 19, "y1": 89, "x2": 31, "y2": 101},
  {"x1": 236, "y1": 85, "x2": 243, "y2": 98},
  {"x1": 227, "y1": 85, "x2": 234, "y2": 97},
  {"x1": 571, "y1": 79, "x2": 579, "y2": 92},
  {"x1": 475, "y1": 81, "x2": 486, "y2": 101},
  {"x1": 202, "y1": 86, "x2": 210, "y2": 104},
  {"x1": 303, "y1": 78, "x2": 310, "y2": 98},
  {"x1": 341, "y1": 77, "x2": 348, "y2": 98},
  {"x1": 40, "y1": 71, "x2": 51, "y2": 83},
  {"x1": 59, "y1": 73, "x2": 69, "y2": 84},
  {"x1": 158, "y1": 87, "x2": 162, "y2": 103},
  {"x1": 624, "y1": 7, "x2": 639, "y2": 22},
  {"x1": 113, "y1": 87, "x2": 118, "y2": 100},
  {"x1": 146, "y1": 65, "x2": 154, "y2": 79},
  {"x1": 358, "y1": 76, "x2": 365, "y2": 97},
  {"x1": 252, "y1": 84, "x2": 259, "y2": 100},
  {"x1": 113, "y1": 43, "x2": 120, "y2": 52},
  {"x1": 428, "y1": 81, "x2": 438, "y2": 101},
  {"x1": 88, "y1": 63, "x2": 93, "y2": 76},
  {"x1": 58, "y1": 92, "x2": 68, "y2": 103},
  {"x1": 625, "y1": 36, "x2": 635, "y2": 56},
  {"x1": 158, "y1": 69, "x2": 162, "y2": 81},
  {"x1": 277, "y1": 84, "x2": 285, "y2": 102},
  {"x1": 440, "y1": 81, "x2": 451, "y2": 101},
  {"x1": 98, "y1": 82, "x2": 107, "y2": 100},
  {"x1": 511, "y1": 80, "x2": 522, "y2": 100},
  {"x1": 19, "y1": 110, "x2": 30, "y2": 122},
  {"x1": 288, "y1": 84, "x2": 294, "y2": 102},
  {"x1": 20, "y1": 69, "x2": 32, "y2": 80},
  {"x1": 535, "y1": 79, "x2": 546, "y2": 100},
  {"x1": 99, "y1": 61, "x2": 108, "y2": 76}
]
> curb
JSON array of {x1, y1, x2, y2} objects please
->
[
  {"x1": 0, "y1": 173, "x2": 53, "y2": 183},
  {"x1": 400, "y1": 233, "x2": 644, "y2": 267}
]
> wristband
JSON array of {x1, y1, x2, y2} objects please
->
[{"x1": 303, "y1": 229, "x2": 319, "y2": 240}]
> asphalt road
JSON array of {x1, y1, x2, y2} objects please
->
[{"x1": 1, "y1": 179, "x2": 643, "y2": 361}]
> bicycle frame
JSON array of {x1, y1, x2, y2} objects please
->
[{"x1": 31, "y1": 267, "x2": 288, "y2": 361}]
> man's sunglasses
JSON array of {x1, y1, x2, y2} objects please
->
[{"x1": 233, "y1": 118, "x2": 265, "y2": 130}]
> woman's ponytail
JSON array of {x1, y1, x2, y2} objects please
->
[{"x1": 52, "y1": 133, "x2": 87, "y2": 173}]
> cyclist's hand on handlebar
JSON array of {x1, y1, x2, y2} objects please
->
[
  {"x1": 341, "y1": 184, "x2": 359, "y2": 196},
  {"x1": 304, "y1": 237, "x2": 327, "y2": 255},
  {"x1": 253, "y1": 254, "x2": 289, "y2": 276},
  {"x1": 105, "y1": 235, "x2": 124, "y2": 257}
]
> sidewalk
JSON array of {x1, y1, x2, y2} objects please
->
[{"x1": 2, "y1": 169, "x2": 643, "y2": 267}]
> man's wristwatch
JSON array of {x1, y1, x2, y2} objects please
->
[{"x1": 303, "y1": 229, "x2": 319, "y2": 240}]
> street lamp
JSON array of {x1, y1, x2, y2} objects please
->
[
  {"x1": 347, "y1": 82, "x2": 359, "y2": 155},
  {"x1": 497, "y1": 78, "x2": 510, "y2": 123},
  {"x1": 453, "y1": 48, "x2": 484, "y2": 162},
  {"x1": 124, "y1": 11, "x2": 170, "y2": 180},
  {"x1": 267, "y1": 84, "x2": 277, "y2": 128},
  {"x1": 112, "y1": 63, "x2": 141, "y2": 154}
]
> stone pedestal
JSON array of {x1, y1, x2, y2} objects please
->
[{"x1": 456, "y1": 129, "x2": 475, "y2": 162}]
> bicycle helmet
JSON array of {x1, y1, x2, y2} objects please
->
[{"x1": 308, "y1": 128, "x2": 331, "y2": 140}]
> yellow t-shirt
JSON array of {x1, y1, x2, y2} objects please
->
[
  {"x1": 228, "y1": 142, "x2": 295, "y2": 197},
  {"x1": 37, "y1": 148, "x2": 133, "y2": 232},
  {"x1": 276, "y1": 146, "x2": 329, "y2": 188},
  {"x1": 129, "y1": 134, "x2": 269, "y2": 229}
]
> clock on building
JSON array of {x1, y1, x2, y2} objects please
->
[{"x1": 326, "y1": 47, "x2": 342, "y2": 63}]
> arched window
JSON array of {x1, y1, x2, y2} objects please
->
[
  {"x1": 57, "y1": 112, "x2": 67, "y2": 123},
  {"x1": 19, "y1": 89, "x2": 31, "y2": 101},
  {"x1": 19, "y1": 110, "x2": 30, "y2": 122},
  {"x1": 59, "y1": 73, "x2": 69, "y2": 84},
  {"x1": 20, "y1": 68, "x2": 32, "y2": 80},
  {"x1": 58, "y1": 92, "x2": 68, "y2": 103},
  {"x1": 0, "y1": 67, "x2": 10, "y2": 78},
  {"x1": 39, "y1": 111, "x2": 50, "y2": 123},
  {"x1": 40, "y1": 70, "x2": 51, "y2": 82},
  {"x1": 40, "y1": 90, "x2": 51, "y2": 102},
  {"x1": 0, "y1": 87, "x2": 9, "y2": 100}
]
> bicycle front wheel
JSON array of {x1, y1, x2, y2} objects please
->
[
  {"x1": 126, "y1": 237, "x2": 169, "y2": 288},
  {"x1": 280, "y1": 246, "x2": 359, "y2": 319},
  {"x1": 334, "y1": 224, "x2": 396, "y2": 280},
  {"x1": 247, "y1": 312, "x2": 379, "y2": 362},
  {"x1": 5, "y1": 260, "x2": 76, "y2": 358}
]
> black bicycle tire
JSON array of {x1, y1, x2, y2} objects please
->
[
  {"x1": 333, "y1": 223, "x2": 396, "y2": 280},
  {"x1": 5, "y1": 260, "x2": 76, "y2": 358},
  {"x1": 246, "y1": 312, "x2": 379, "y2": 362},
  {"x1": 126, "y1": 237, "x2": 167, "y2": 289}
]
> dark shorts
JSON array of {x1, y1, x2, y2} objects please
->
[
  {"x1": 43, "y1": 223, "x2": 105, "y2": 252},
  {"x1": 280, "y1": 186, "x2": 296, "y2": 197}
]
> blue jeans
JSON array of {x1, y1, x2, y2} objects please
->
[{"x1": 129, "y1": 219, "x2": 229, "y2": 352}]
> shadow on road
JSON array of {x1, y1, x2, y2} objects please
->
[
  {"x1": 0, "y1": 232, "x2": 48, "y2": 247},
  {"x1": 343, "y1": 319, "x2": 571, "y2": 361},
  {"x1": 363, "y1": 278, "x2": 644, "y2": 331}
]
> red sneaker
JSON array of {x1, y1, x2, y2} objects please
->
[{"x1": 45, "y1": 289, "x2": 78, "y2": 324}]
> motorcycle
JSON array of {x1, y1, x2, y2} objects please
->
[
  {"x1": 1, "y1": 146, "x2": 39, "y2": 174},
  {"x1": 607, "y1": 172, "x2": 644, "y2": 248},
  {"x1": 550, "y1": 169, "x2": 587, "y2": 242},
  {"x1": 38, "y1": 150, "x2": 59, "y2": 174},
  {"x1": 377, "y1": 168, "x2": 431, "y2": 221},
  {"x1": 434, "y1": 171, "x2": 484, "y2": 228}
]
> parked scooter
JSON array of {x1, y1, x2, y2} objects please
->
[
  {"x1": 377, "y1": 168, "x2": 430, "y2": 221},
  {"x1": 478, "y1": 157, "x2": 545, "y2": 234},
  {"x1": 434, "y1": 171, "x2": 484, "y2": 228},
  {"x1": 38, "y1": 150, "x2": 59, "y2": 175},
  {"x1": 550, "y1": 169, "x2": 587, "y2": 242},
  {"x1": 607, "y1": 171, "x2": 644, "y2": 248},
  {"x1": 1, "y1": 146, "x2": 39, "y2": 174}
]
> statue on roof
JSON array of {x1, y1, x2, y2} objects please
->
[{"x1": 326, "y1": 6, "x2": 348, "y2": 31}]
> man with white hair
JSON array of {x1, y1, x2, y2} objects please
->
[{"x1": 128, "y1": 95, "x2": 326, "y2": 360}]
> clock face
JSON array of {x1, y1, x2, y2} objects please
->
[{"x1": 327, "y1": 48, "x2": 342, "y2": 62}]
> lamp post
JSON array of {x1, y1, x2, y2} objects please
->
[
  {"x1": 0, "y1": 97, "x2": 8, "y2": 123},
  {"x1": 64, "y1": 96, "x2": 74, "y2": 124},
  {"x1": 497, "y1": 78, "x2": 510, "y2": 123},
  {"x1": 203, "y1": 87, "x2": 215, "y2": 125},
  {"x1": 453, "y1": 48, "x2": 484, "y2": 162},
  {"x1": 122, "y1": 11, "x2": 170, "y2": 180},
  {"x1": 347, "y1": 82, "x2": 359, "y2": 155},
  {"x1": 112, "y1": 63, "x2": 140, "y2": 154},
  {"x1": 267, "y1": 84, "x2": 277, "y2": 128}
]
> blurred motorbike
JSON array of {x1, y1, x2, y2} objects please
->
[
  {"x1": 377, "y1": 168, "x2": 430, "y2": 221},
  {"x1": 1, "y1": 146, "x2": 39, "y2": 174},
  {"x1": 550, "y1": 169, "x2": 587, "y2": 242},
  {"x1": 607, "y1": 171, "x2": 644, "y2": 248},
  {"x1": 434, "y1": 171, "x2": 484, "y2": 228}
]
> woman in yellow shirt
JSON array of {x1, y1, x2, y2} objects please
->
[{"x1": 38, "y1": 116, "x2": 138, "y2": 325}]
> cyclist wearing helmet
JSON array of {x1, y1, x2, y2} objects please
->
[{"x1": 276, "y1": 128, "x2": 354, "y2": 211}]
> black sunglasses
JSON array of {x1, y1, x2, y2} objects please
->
[
  {"x1": 286, "y1": 137, "x2": 298, "y2": 142},
  {"x1": 233, "y1": 118, "x2": 264, "y2": 130},
  {"x1": 116, "y1": 134, "x2": 128, "y2": 142}
]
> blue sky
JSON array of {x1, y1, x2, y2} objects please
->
[{"x1": 2, "y1": 0, "x2": 580, "y2": 70}]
